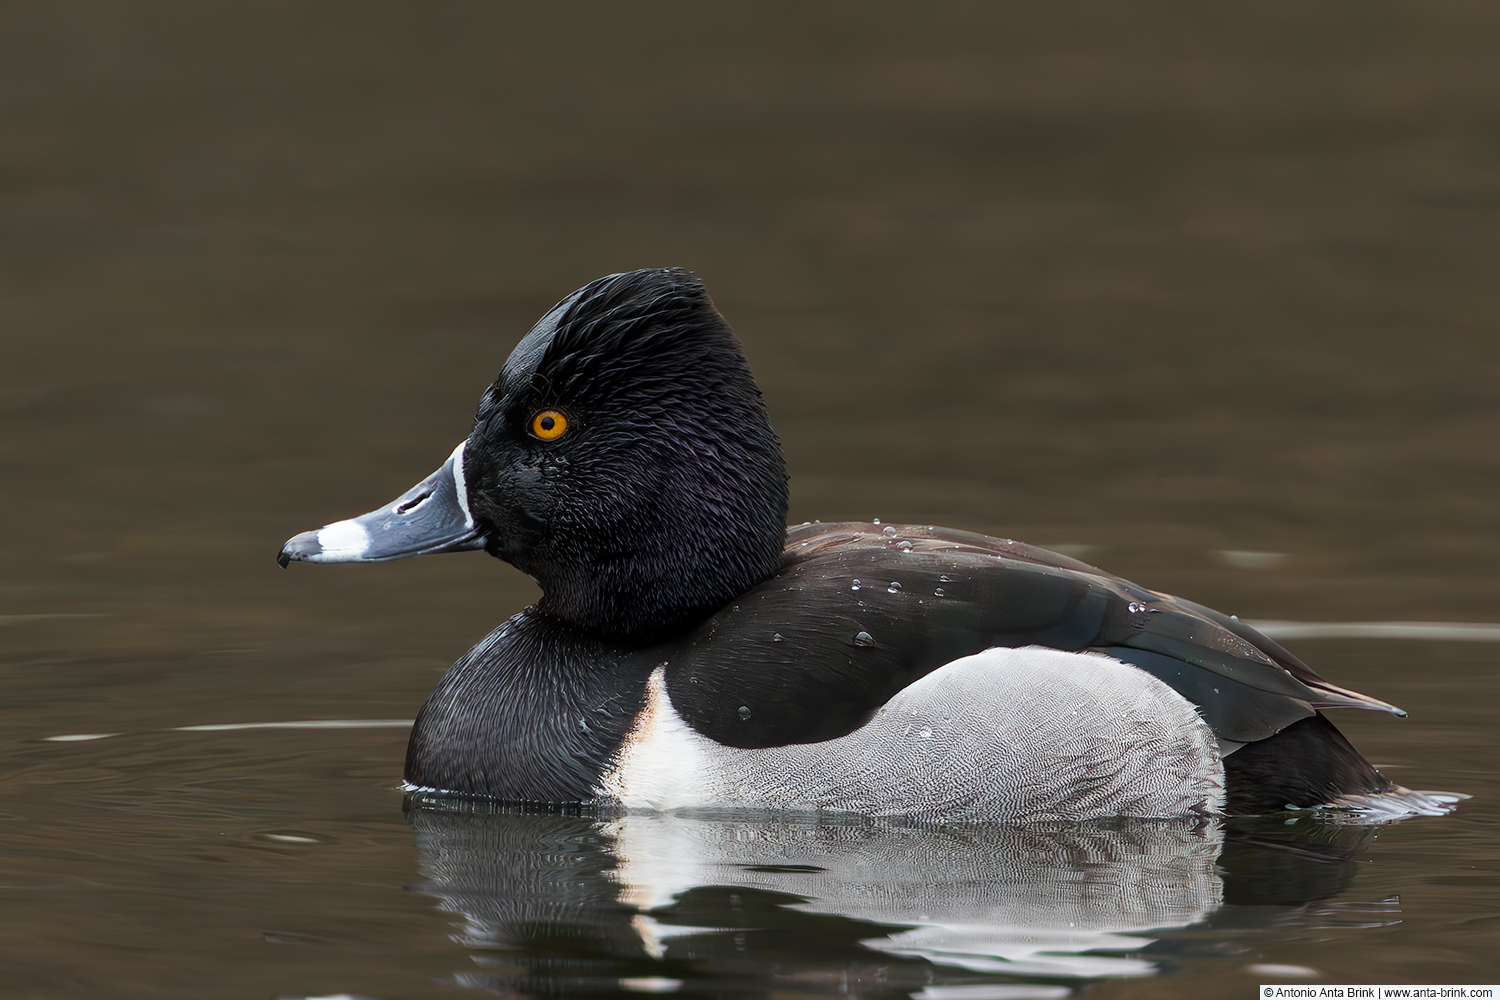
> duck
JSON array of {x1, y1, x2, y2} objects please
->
[{"x1": 279, "y1": 267, "x2": 1454, "y2": 822}]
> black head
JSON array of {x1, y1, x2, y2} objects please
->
[
  {"x1": 279, "y1": 269, "x2": 789, "y2": 637},
  {"x1": 458, "y1": 268, "x2": 788, "y2": 637}
]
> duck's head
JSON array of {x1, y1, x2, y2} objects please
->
[{"x1": 279, "y1": 268, "x2": 790, "y2": 639}]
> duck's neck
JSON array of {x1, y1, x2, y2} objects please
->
[
  {"x1": 522, "y1": 473, "x2": 790, "y2": 642},
  {"x1": 530, "y1": 535, "x2": 786, "y2": 641}
]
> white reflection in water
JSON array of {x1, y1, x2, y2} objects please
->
[
  {"x1": 43, "y1": 719, "x2": 412, "y2": 742},
  {"x1": 172, "y1": 719, "x2": 412, "y2": 731},
  {"x1": 1247, "y1": 620, "x2": 1500, "y2": 641},
  {"x1": 606, "y1": 813, "x2": 1224, "y2": 979}
]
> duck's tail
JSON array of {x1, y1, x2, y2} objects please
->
[{"x1": 1222, "y1": 713, "x2": 1463, "y2": 819}]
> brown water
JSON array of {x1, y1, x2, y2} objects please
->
[{"x1": 3, "y1": 2, "x2": 1498, "y2": 996}]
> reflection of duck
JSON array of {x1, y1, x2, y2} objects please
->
[
  {"x1": 607, "y1": 813, "x2": 1223, "y2": 979},
  {"x1": 281, "y1": 268, "x2": 1456, "y2": 819},
  {"x1": 406, "y1": 806, "x2": 1381, "y2": 994}
]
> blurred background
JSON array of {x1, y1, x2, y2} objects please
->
[{"x1": 1, "y1": 2, "x2": 1497, "y2": 995}]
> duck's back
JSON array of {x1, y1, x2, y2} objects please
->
[{"x1": 651, "y1": 523, "x2": 1434, "y2": 816}]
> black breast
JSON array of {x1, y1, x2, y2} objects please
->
[{"x1": 404, "y1": 611, "x2": 657, "y2": 804}]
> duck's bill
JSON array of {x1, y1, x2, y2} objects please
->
[{"x1": 277, "y1": 441, "x2": 487, "y2": 567}]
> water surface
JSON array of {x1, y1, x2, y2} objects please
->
[{"x1": 3, "y1": 2, "x2": 1498, "y2": 995}]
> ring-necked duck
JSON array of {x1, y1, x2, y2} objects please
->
[{"x1": 280, "y1": 268, "x2": 1456, "y2": 821}]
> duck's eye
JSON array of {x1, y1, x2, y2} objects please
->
[{"x1": 529, "y1": 409, "x2": 569, "y2": 441}]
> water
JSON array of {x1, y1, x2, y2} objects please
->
[{"x1": 4, "y1": 1, "x2": 1500, "y2": 995}]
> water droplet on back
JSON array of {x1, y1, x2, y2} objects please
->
[
  {"x1": 882, "y1": 525, "x2": 897, "y2": 536},
  {"x1": 852, "y1": 630, "x2": 876, "y2": 647},
  {"x1": 939, "y1": 574, "x2": 952, "y2": 582},
  {"x1": 887, "y1": 581, "x2": 902, "y2": 593},
  {"x1": 738, "y1": 705, "x2": 752, "y2": 721},
  {"x1": 851, "y1": 579, "x2": 861, "y2": 591},
  {"x1": 896, "y1": 539, "x2": 913, "y2": 552},
  {"x1": 933, "y1": 587, "x2": 945, "y2": 597},
  {"x1": 772, "y1": 632, "x2": 784, "y2": 642}
]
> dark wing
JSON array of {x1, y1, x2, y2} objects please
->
[{"x1": 662, "y1": 523, "x2": 1402, "y2": 749}]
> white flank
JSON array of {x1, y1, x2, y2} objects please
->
[
  {"x1": 599, "y1": 647, "x2": 1226, "y2": 822},
  {"x1": 598, "y1": 669, "x2": 709, "y2": 812}
]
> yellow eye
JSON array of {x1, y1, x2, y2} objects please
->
[{"x1": 530, "y1": 409, "x2": 569, "y2": 441}]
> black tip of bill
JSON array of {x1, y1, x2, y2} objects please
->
[{"x1": 277, "y1": 529, "x2": 325, "y2": 568}]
